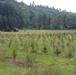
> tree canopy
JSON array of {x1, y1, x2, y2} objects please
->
[{"x1": 0, "y1": 0, "x2": 76, "y2": 30}]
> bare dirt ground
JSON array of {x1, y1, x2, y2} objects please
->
[{"x1": 6, "y1": 59, "x2": 36, "y2": 68}]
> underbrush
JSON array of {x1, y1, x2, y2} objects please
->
[{"x1": 0, "y1": 30, "x2": 76, "y2": 75}]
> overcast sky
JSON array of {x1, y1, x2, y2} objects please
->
[{"x1": 17, "y1": 0, "x2": 76, "y2": 13}]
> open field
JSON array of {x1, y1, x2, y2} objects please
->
[{"x1": 0, "y1": 30, "x2": 76, "y2": 75}]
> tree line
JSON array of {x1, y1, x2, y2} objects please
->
[{"x1": 0, "y1": 0, "x2": 76, "y2": 30}]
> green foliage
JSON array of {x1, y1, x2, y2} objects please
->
[
  {"x1": 0, "y1": 0, "x2": 76, "y2": 30},
  {"x1": 43, "y1": 46, "x2": 47, "y2": 54},
  {"x1": 0, "y1": 44, "x2": 5, "y2": 61},
  {"x1": 0, "y1": 30, "x2": 76, "y2": 75},
  {"x1": 12, "y1": 50, "x2": 17, "y2": 60},
  {"x1": 67, "y1": 50, "x2": 74, "y2": 59},
  {"x1": 25, "y1": 53, "x2": 36, "y2": 67},
  {"x1": 54, "y1": 48, "x2": 61, "y2": 56},
  {"x1": 0, "y1": 61, "x2": 76, "y2": 75},
  {"x1": 0, "y1": 30, "x2": 76, "y2": 61}
]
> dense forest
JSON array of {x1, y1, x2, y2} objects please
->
[{"x1": 0, "y1": 0, "x2": 76, "y2": 30}]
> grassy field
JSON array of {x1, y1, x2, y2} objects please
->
[{"x1": 0, "y1": 30, "x2": 76, "y2": 75}]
